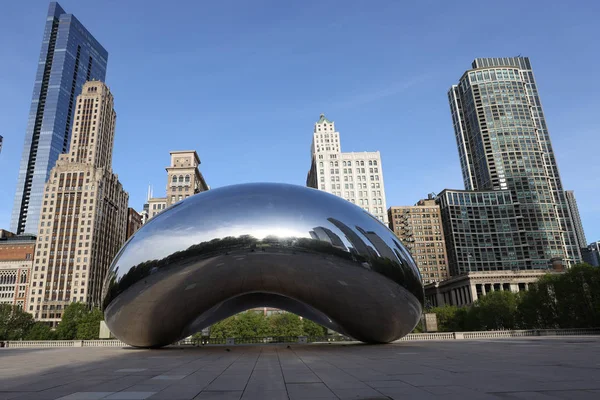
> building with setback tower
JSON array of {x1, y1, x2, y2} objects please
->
[
  {"x1": 11, "y1": 2, "x2": 108, "y2": 235},
  {"x1": 445, "y1": 57, "x2": 581, "y2": 272},
  {"x1": 306, "y1": 114, "x2": 388, "y2": 224},
  {"x1": 30, "y1": 81, "x2": 127, "y2": 326},
  {"x1": 145, "y1": 151, "x2": 209, "y2": 220}
]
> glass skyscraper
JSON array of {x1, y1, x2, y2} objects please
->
[
  {"x1": 447, "y1": 57, "x2": 581, "y2": 270},
  {"x1": 11, "y1": 2, "x2": 108, "y2": 235}
]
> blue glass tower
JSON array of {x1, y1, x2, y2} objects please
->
[{"x1": 11, "y1": 2, "x2": 108, "y2": 234}]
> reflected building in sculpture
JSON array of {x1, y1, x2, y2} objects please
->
[
  {"x1": 102, "y1": 183, "x2": 424, "y2": 348},
  {"x1": 306, "y1": 115, "x2": 388, "y2": 224}
]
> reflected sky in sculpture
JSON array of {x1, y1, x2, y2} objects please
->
[{"x1": 102, "y1": 183, "x2": 424, "y2": 347}]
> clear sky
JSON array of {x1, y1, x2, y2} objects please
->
[{"x1": 0, "y1": 0, "x2": 598, "y2": 242}]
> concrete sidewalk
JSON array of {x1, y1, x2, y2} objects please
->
[{"x1": 1, "y1": 337, "x2": 599, "y2": 399}]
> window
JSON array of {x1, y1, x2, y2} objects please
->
[{"x1": 185, "y1": 175, "x2": 190, "y2": 183}]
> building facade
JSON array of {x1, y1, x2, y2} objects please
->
[
  {"x1": 11, "y1": 2, "x2": 108, "y2": 235},
  {"x1": 582, "y1": 241, "x2": 600, "y2": 267},
  {"x1": 388, "y1": 197, "x2": 449, "y2": 284},
  {"x1": 424, "y1": 269, "x2": 560, "y2": 307},
  {"x1": 0, "y1": 234, "x2": 35, "y2": 309},
  {"x1": 565, "y1": 190, "x2": 587, "y2": 249},
  {"x1": 125, "y1": 208, "x2": 143, "y2": 240},
  {"x1": 29, "y1": 81, "x2": 128, "y2": 326},
  {"x1": 306, "y1": 114, "x2": 388, "y2": 223},
  {"x1": 146, "y1": 150, "x2": 209, "y2": 220},
  {"x1": 147, "y1": 198, "x2": 167, "y2": 219},
  {"x1": 436, "y1": 189, "x2": 530, "y2": 276},
  {"x1": 448, "y1": 57, "x2": 581, "y2": 269}
]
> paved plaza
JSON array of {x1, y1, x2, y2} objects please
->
[{"x1": 1, "y1": 337, "x2": 600, "y2": 399}]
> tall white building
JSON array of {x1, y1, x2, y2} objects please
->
[{"x1": 306, "y1": 114, "x2": 388, "y2": 224}]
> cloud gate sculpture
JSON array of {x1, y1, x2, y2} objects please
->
[{"x1": 102, "y1": 183, "x2": 424, "y2": 347}]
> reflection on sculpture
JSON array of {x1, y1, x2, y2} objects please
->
[{"x1": 101, "y1": 183, "x2": 424, "y2": 348}]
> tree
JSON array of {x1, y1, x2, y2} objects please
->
[
  {"x1": 0, "y1": 304, "x2": 35, "y2": 340},
  {"x1": 76, "y1": 308, "x2": 103, "y2": 339},
  {"x1": 209, "y1": 315, "x2": 238, "y2": 339},
  {"x1": 56, "y1": 302, "x2": 100, "y2": 340},
  {"x1": 269, "y1": 313, "x2": 303, "y2": 337},
  {"x1": 427, "y1": 305, "x2": 468, "y2": 332},
  {"x1": 517, "y1": 264, "x2": 600, "y2": 329},
  {"x1": 468, "y1": 290, "x2": 520, "y2": 331},
  {"x1": 234, "y1": 311, "x2": 270, "y2": 337},
  {"x1": 302, "y1": 318, "x2": 327, "y2": 336},
  {"x1": 24, "y1": 322, "x2": 56, "y2": 340}
]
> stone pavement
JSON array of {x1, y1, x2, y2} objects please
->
[{"x1": 1, "y1": 337, "x2": 600, "y2": 399}]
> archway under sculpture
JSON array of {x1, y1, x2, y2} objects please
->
[{"x1": 101, "y1": 183, "x2": 424, "y2": 348}]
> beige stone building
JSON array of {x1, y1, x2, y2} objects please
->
[
  {"x1": 0, "y1": 233, "x2": 35, "y2": 309},
  {"x1": 147, "y1": 197, "x2": 167, "y2": 219},
  {"x1": 424, "y1": 269, "x2": 561, "y2": 307},
  {"x1": 388, "y1": 197, "x2": 449, "y2": 284},
  {"x1": 306, "y1": 114, "x2": 388, "y2": 223},
  {"x1": 29, "y1": 81, "x2": 128, "y2": 325},
  {"x1": 146, "y1": 150, "x2": 209, "y2": 220}
]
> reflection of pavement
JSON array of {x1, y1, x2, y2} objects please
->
[
  {"x1": 2, "y1": 337, "x2": 600, "y2": 399},
  {"x1": 105, "y1": 248, "x2": 422, "y2": 347}
]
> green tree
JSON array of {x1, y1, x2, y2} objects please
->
[
  {"x1": 468, "y1": 290, "x2": 519, "y2": 331},
  {"x1": 517, "y1": 276, "x2": 559, "y2": 329},
  {"x1": 302, "y1": 318, "x2": 327, "y2": 336},
  {"x1": 552, "y1": 264, "x2": 600, "y2": 328},
  {"x1": 209, "y1": 316, "x2": 238, "y2": 339},
  {"x1": 56, "y1": 302, "x2": 98, "y2": 340},
  {"x1": 268, "y1": 313, "x2": 303, "y2": 336},
  {"x1": 517, "y1": 264, "x2": 600, "y2": 329},
  {"x1": 427, "y1": 305, "x2": 468, "y2": 332},
  {"x1": 0, "y1": 304, "x2": 35, "y2": 340},
  {"x1": 24, "y1": 322, "x2": 56, "y2": 340},
  {"x1": 234, "y1": 311, "x2": 270, "y2": 337},
  {"x1": 76, "y1": 308, "x2": 103, "y2": 339}
]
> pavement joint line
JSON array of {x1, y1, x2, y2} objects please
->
[{"x1": 289, "y1": 346, "x2": 352, "y2": 399}]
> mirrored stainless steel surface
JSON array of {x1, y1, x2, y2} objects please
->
[{"x1": 102, "y1": 183, "x2": 424, "y2": 347}]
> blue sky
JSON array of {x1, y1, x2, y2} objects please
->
[{"x1": 0, "y1": 0, "x2": 598, "y2": 242}]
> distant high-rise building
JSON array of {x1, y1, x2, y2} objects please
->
[
  {"x1": 146, "y1": 151, "x2": 209, "y2": 220},
  {"x1": 30, "y1": 81, "x2": 127, "y2": 326},
  {"x1": 388, "y1": 197, "x2": 449, "y2": 283},
  {"x1": 565, "y1": 190, "x2": 587, "y2": 249},
  {"x1": 125, "y1": 208, "x2": 143, "y2": 240},
  {"x1": 448, "y1": 57, "x2": 581, "y2": 269},
  {"x1": 11, "y1": 2, "x2": 108, "y2": 235},
  {"x1": 306, "y1": 114, "x2": 388, "y2": 223},
  {"x1": 0, "y1": 233, "x2": 35, "y2": 309},
  {"x1": 582, "y1": 241, "x2": 600, "y2": 267}
]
